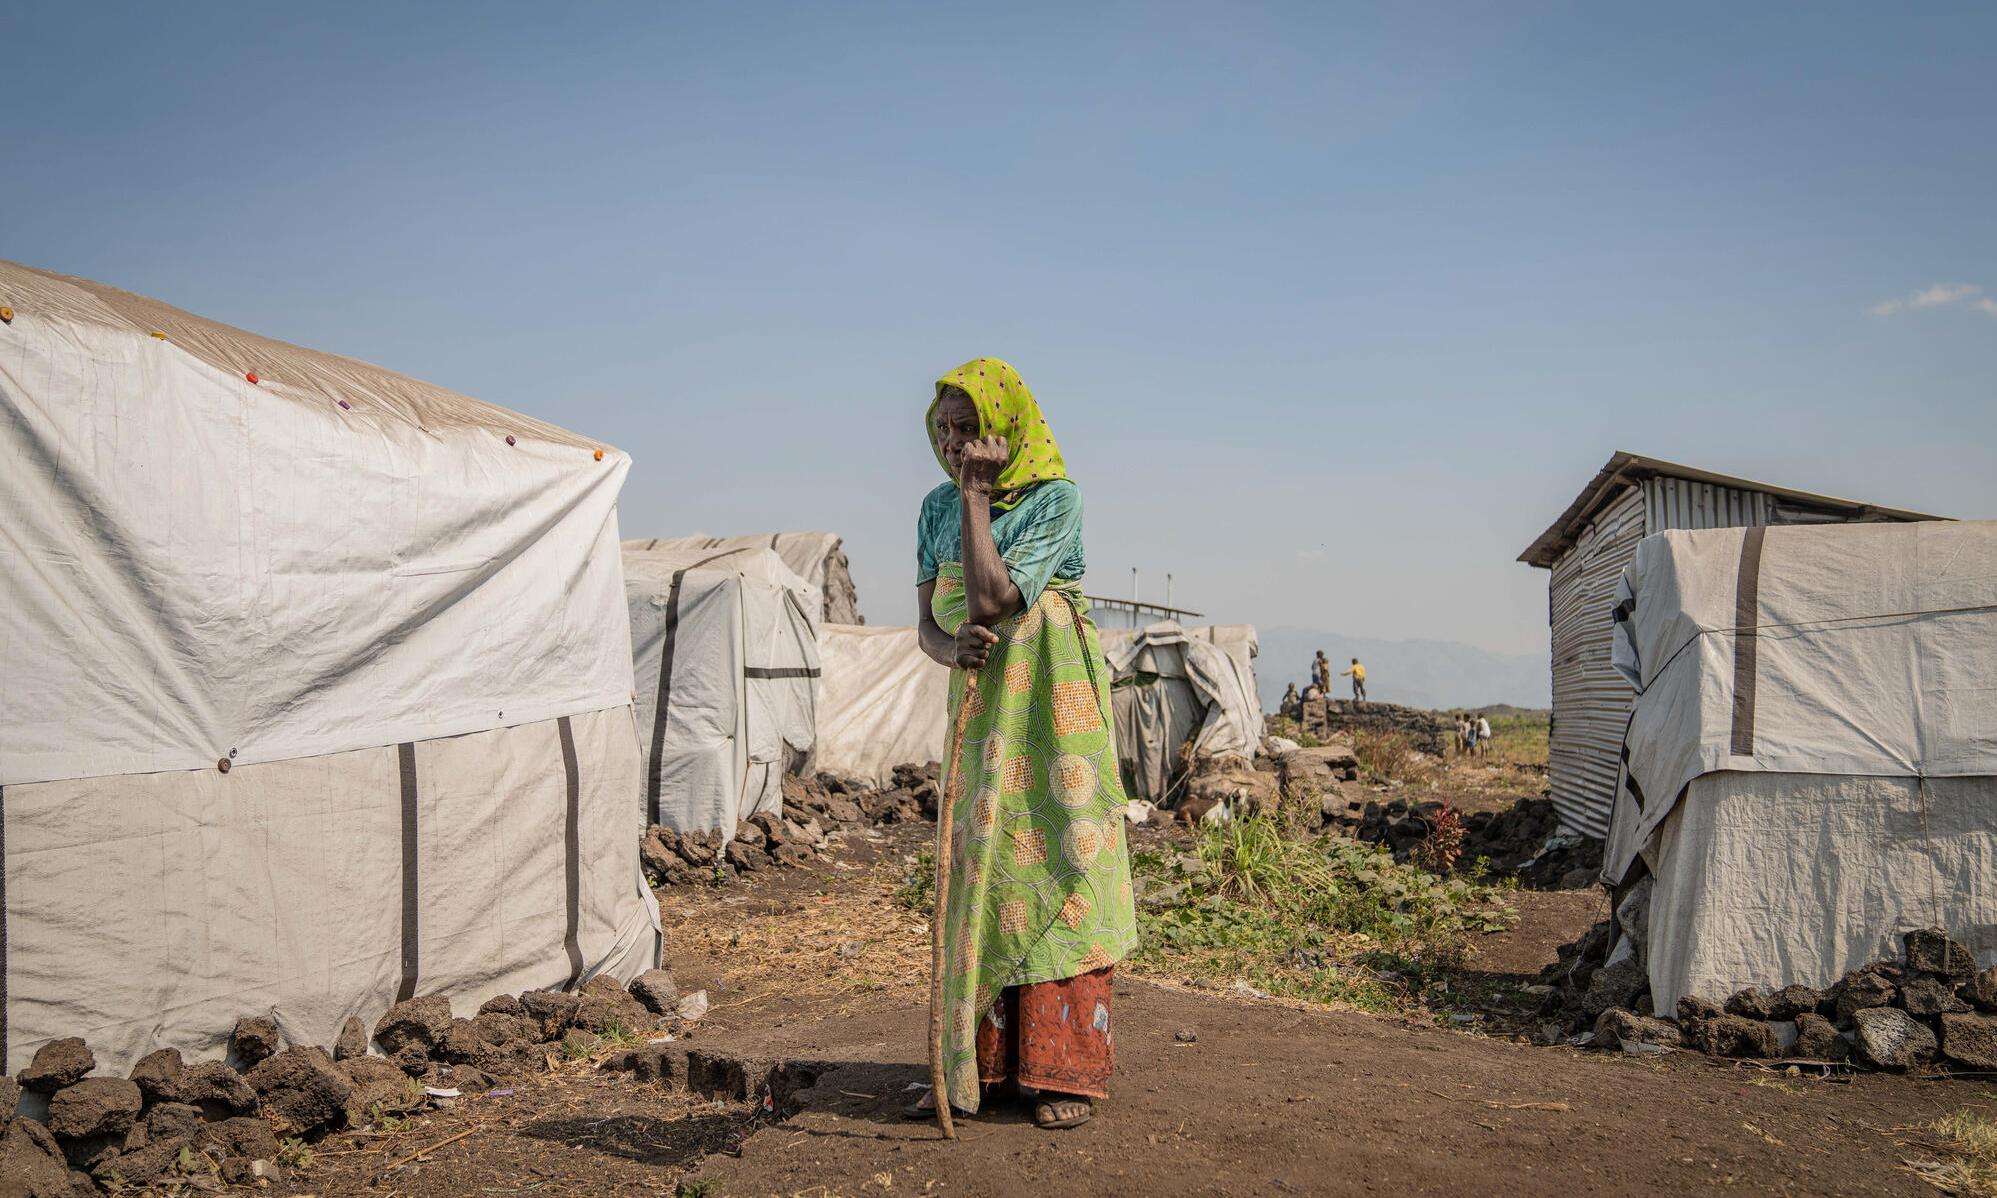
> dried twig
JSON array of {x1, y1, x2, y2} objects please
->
[{"x1": 376, "y1": 1125, "x2": 482, "y2": 1177}]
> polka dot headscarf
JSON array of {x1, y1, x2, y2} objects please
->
[{"x1": 928, "y1": 357, "x2": 1069, "y2": 511}]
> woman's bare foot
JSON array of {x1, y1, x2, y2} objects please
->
[
  {"x1": 1033, "y1": 1093, "x2": 1093, "y2": 1129},
  {"x1": 901, "y1": 1086, "x2": 975, "y2": 1120}
]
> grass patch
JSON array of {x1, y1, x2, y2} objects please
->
[
  {"x1": 1263, "y1": 715, "x2": 1322, "y2": 748},
  {"x1": 1480, "y1": 710, "x2": 1549, "y2": 768},
  {"x1": 896, "y1": 847, "x2": 936, "y2": 913},
  {"x1": 1909, "y1": 1110, "x2": 1997, "y2": 1196},
  {"x1": 1354, "y1": 729, "x2": 1440, "y2": 788},
  {"x1": 1128, "y1": 817, "x2": 1513, "y2": 1013}
]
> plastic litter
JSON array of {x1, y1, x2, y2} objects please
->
[{"x1": 676, "y1": 990, "x2": 710, "y2": 1021}]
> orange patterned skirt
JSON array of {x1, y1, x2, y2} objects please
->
[{"x1": 974, "y1": 966, "x2": 1114, "y2": 1099}]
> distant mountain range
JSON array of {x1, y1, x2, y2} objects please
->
[{"x1": 1252, "y1": 627, "x2": 1550, "y2": 713}]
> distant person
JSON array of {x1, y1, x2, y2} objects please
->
[
  {"x1": 1340, "y1": 657, "x2": 1367, "y2": 703},
  {"x1": 1280, "y1": 682, "x2": 1301, "y2": 719},
  {"x1": 1455, "y1": 714, "x2": 1472, "y2": 756},
  {"x1": 1477, "y1": 714, "x2": 1493, "y2": 757},
  {"x1": 1301, "y1": 681, "x2": 1324, "y2": 703},
  {"x1": 1311, "y1": 649, "x2": 1332, "y2": 697},
  {"x1": 1464, "y1": 715, "x2": 1478, "y2": 755}
]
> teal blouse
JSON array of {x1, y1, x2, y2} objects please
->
[{"x1": 916, "y1": 479, "x2": 1086, "y2": 607}]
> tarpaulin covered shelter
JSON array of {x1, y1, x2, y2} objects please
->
[
  {"x1": 629, "y1": 532, "x2": 862, "y2": 624},
  {"x1": 1519, "y1": 452, "x2": 1940, "y2": 839},
  {"x1": 624, "y1": 542, "x2": 820, "y2": 838},
  {"x1": 812, "y1": 625, "x2": 950, "y2": 787},
  {"x1": 1601, "y1": 520, "x2": 1996, "y2": 1012},
  {"x1": 1100, "y1": 622, "x2": 1262, "y2": 803},
  {"x1": 813, "y1": 620, "x2": 1260, "y2": 800},
  {"x1": 0, "y1": 261, "x2": 660, "y2": 1073}
]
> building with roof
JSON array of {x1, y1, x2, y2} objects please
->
[{"x1": 1518, "y1": 451, "x2": 1942, "y2": 839}]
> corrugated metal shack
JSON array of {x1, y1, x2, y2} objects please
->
[{"x1": 1517, "y1": 452, "x2": 1940, "y2": 839}]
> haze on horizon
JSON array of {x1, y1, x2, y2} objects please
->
[{"x1": 5, "y1": 2, "x2": 1993, "y2": 661}]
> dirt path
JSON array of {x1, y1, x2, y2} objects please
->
[
  {"x1": 288, "y1": 822, "x2": 1992, "y2": 1197},
  {"x1": 690, "y1": 980, "x2": 1988, "y2": 1197}
]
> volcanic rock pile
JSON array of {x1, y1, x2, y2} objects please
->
[
  {"x1": 641, "y1": 764, "x2": 940, "y2": 888},
  {"x1": 1544, "y1": 914, "x2": 1997, "y2": 1074},
  {"x1": 1298, "y1": 698, "x2": 1452, "y2": 755},
  {"x1": 0, "y1": 969, "x2": 685, "y2": 1193}
]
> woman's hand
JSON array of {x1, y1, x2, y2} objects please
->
[
  {"x1": 953, "y1": 622, "x2": 999, "y2": 670},
  {"x1": 956, "y1": 436, "x2": 1008, "y2": 495}
]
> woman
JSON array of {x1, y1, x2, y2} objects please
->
[{"x1": 909, "y1": 357, "x2": 1138, "y2": 1130}]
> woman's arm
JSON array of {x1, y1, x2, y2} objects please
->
[
  {"x1": 956, "y1": 437, "x2": 1024, "y2": 628},
  {"x1": 918, "y1": 580, "x2": 999, "y2": 670}
]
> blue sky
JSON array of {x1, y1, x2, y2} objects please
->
[{"x1": 5, "y1": 2, "x2": 1992, "y2": 655}]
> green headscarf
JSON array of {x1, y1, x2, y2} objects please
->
[{"x1": 928, "y1": 357, "x2": 1068, "y2": 511}]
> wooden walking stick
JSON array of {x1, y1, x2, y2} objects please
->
[{"x1": 928, "y1": 666, "x2": 978, "y2": 1140}]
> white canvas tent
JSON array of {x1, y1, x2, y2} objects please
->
[
  {"x1": 0, "y1": 261, "x2": 661, "y2": 1073},
  {"x1": 813, "y1": 625, "x2": 950, "y2": 787},
  {"x1": 630, "y1": 532, "x2": 862, "y2": 624},
  {"x1": 624, "y1": 542, "x2": 821, "y2": 838},
  {"x1": 812, "y1": 620, "x2": 1260, "y2": 800},
  {"x1": 1101, "y1": 622, "x2": 1263, "y2": 803},
  {"x1": 1602, "y1": 520, "x2": 1997, "y2": 1013}
]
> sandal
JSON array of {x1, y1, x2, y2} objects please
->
[{"x1": 1033, "y1": 1094, "x2": 1094, "y2": 1129}]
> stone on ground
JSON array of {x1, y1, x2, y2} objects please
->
[
  {"x1": 96, "y1": 1130, "x2": 192, "y2": 1188},
  {"x1": 1831, "y1": 969, "x2": 1899, "y2": 1022},
  {"x1": 1900, "y1": 975, "x2": 1971, "y2": 1017},
  {"x1": 194, "y1": 1114, "x2": 280, "y2": 1164},
  {"x1": 333, "y1": 1015, "x2": 370, "y2": 1061},
  {"x1": 231, "y1": 1015, "x2": 282, "y2": 1066},
  {"x1": 1852, "y1": 1006, "x2": 1937, "y2": 1071},
  {"x1": 571, "y1": 974, "x2": 656, "y2": 1036},
  {"x1": 373, "y1": 994, "x2": 453, "y2": 1054},
  {"x1": 1577, "y1": 956, "x2": 1646, "y2": 1022},
  {"x1": 127, "y1": 1048, "x2": 184, "y2": 1104},
  {"x1": 1965, "y1": 966, "x2": 1997, "y2": 1013},
  {"x1": 340, "y1": 1056, "x2": 421, "y2": 1128},
  {"x1": 144, "y1": 1102, "x2": 203, "y2": 1142},
  {"x1": 178, "y1": 1061, "x2": 260, "y2": 1118},
  {"x1": 1591, "y1": 1008, "x2": 1679, "y2": 1051},
  {"x1": 1792, "y1": 1012, "x2": 1850, "y2": 1062},
  {"x1": 1904, "y1": 928, "x2": 1976, "y2": 979},
  {"x1": 45, "y1": 1077, "x2": 142, "y2": 1143},
  {"x1": 1939, "y1": 1012, "x2": 1997, "y2": 1071},
  {"x1": 520, "y1": 989, "x2": 580, "y2": 1040},
  {"x1": 245, "y1": 1046, "x2": 353, "y2": 1134},
  {"x1": 630, "y1": 968, "x2": 681, "y2": 1015},
  {"x1": 1691, "y1": 1015, "x2": 1780, "y2": 1058},
  {"x1": 1724, "y1": 987, "x2": 1774, "y2": 1020},
  {"x1": 0, "y1": 1075, "x2": 21, "y2": 1129},
  {"x1": 479, "y1": 992, "x2": 527, "y2": 1018},
  {"x1": 0, "y1": 1115, "x2": 82, "y2": 1197},
  {"x1": 20, "y1": 1038, "x2": 95, "y2": 1093}
]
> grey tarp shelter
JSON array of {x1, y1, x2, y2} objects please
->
[
  {"x1": 623, "y1": 542, "x2": 821, "y2": 839},
  {"x1": 0, "y1": 261, "x2": 660, "y2": 1073},
  {"x1": 1100, "y1": 623, "x2": 1262, "y2": 803},
  {"x1": 629, "y1": 532, "x2": 862, "y2": 624},
  {"x1": 1601, "y1": 520, "x2": 1996, "y2": 1013}
]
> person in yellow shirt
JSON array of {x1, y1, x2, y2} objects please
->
[{"x1": 1339, "y1": 657, "x2": 1367, "y2": 703}]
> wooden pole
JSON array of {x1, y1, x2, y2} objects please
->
[{"x1": 929, "y1": 667, "x2": 977, "y2": 1140}]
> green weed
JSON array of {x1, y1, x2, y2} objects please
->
[{"x1": 1129, "y1": 817, "x2": 1513, "y2": 1012}]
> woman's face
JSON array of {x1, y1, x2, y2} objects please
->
[{"x1": 932, "y1": 387, "x2": 981, "y2": 478}]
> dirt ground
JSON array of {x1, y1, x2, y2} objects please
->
[{"x1": 282, "y1": 818, "x2": 1997, "y2": 1197}]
